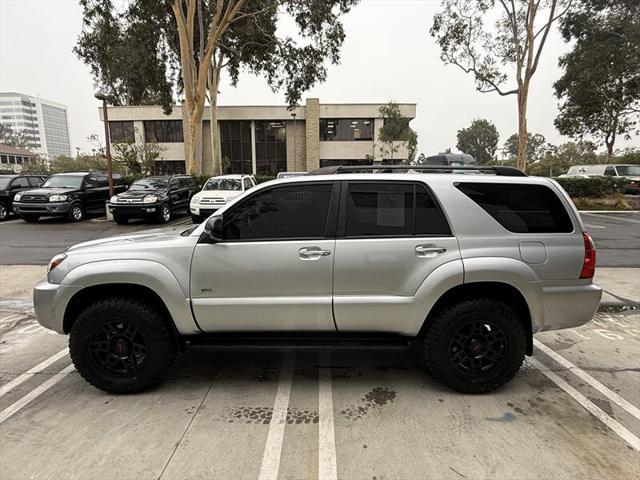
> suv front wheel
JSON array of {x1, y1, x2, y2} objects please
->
[
  {"x1": 69, "y1": 297, "x2": 177, "y2": 394},
  {"x1": 67, "y1": 202, "x2": 85, "y2": 222},
  {"x1": 423, "y1": 298, "x2": 526, "y2": 393}
]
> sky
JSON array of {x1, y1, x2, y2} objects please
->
[{"x1": 1, "y1": 0, "x2": 636, "y2": 156}]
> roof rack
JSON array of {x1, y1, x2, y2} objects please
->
[{"x1": 306, "y1": 165, "x2": 527, "y2": 177}]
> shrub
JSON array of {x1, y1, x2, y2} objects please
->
[
  {"x1": 255, "y1": 175, "x2": 276, "y2": 184},
  {"x1": 554, "y1": 176, "x2": 629, "y2": 198}
]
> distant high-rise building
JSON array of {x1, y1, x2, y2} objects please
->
[{"x1": 0, "y1": 92, "x2": 72, "y2": 158}]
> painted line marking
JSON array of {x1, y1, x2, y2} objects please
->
[
  {"x1": 583, "y1": 223, "x2": 606, "y2": 229},
  {"x1": 318, "y1": 351, "x2": 337, "y2": 480},
  {"x1": 0, "y1": 364, "x2": 75, "y2": 424},
  {"x1": 534, "y1": 339, "x2": 640, "y2": 421},
  {"x1": 588, "y1": 213, "x2": 640, "y2": 225},
  {"x1": 528, "y1": 357, "x2": 639, "y2": 451},
  {"x1": 0, "y1": 312, "x2": 25, "y2": 324},
  {"x1": 0, "y1": 348, "x2": 69, "y2": 398},
  {"x1": 258, "y1": 352, "x2": 294, "y2": 480}
]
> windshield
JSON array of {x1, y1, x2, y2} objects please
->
[
  {"x1": 0, "y1": 177, "x2": 14, "y2": 189},
  {"x1": 42, "y1": 176, "x2": 84, "y2": 189},
  {"x1": 204, "y1": 178, "x2": 241, "y2": 191},
  {"x1": 616, "y1": 166, "x2": 640, "y2": 176},
  {"x1": 130, "y1": 178, "x2": 168, "y2": 190}
]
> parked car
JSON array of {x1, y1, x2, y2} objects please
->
[
  {"x1": 109, "y1": 175, "x2": 199, "y2": 224},
  {"x1": 189, "y1": 174, "x2": 256, "y2": 223},
  {"x1": 34, "y1": 166, "x2": 601, "y2": 394},
  {"x1": 566, "y1": 164, "x2": 640, "y2": 194},
  {"x1": 0, "y1": 174, "x2": 47, "y2": 221},
  {"x1": 12, "y1": 172, "x2": 126, "y2": 222},
  {"x1": 420, "y1": 153, "x2": 477, "y2": 166}
]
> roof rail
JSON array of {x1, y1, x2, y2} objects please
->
[{"x1": 306, "y1": 165, "x2": 527, "y2": 177}]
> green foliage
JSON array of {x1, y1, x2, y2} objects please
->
[
  {"x1": 504, "y1": 133, "x2": 549, "y2": 163},
  {"x1": 49, "y1": 154, "x2": 128, "y2": 175},
  {"x1": 21, "y1": 157, "x2": 49, "y2": 174},
  {"x1": 555, "y1": 176, "x2": 629, "y2": 198},
  {"x1": 378, "y1": 102, "x2": 417, "y2": 162},
  {"x1": 112, "y1": 140, "x2": 165, "y2": 176},
  {"x1": 0, "y1": 124, "x2": 30, "y2": 149},
  {"x1": 255, "y1": 175, "x2": 276, "y2": 184},
  {"x1": 554, "y1": 0, "x2": 640, "y2": 155},
  {"x1": 456, "y1": 119, "x2": 499, "y2": 164}
]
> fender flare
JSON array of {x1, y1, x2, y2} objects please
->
[{"x1": 61, "y1": 259, "x2": 200, "y2": 334}]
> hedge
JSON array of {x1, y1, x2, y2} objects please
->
[{"x1": 553, "y1": 176, "x2": 629, "y2": 198}]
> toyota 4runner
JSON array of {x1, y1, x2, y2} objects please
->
[{"x1": 33, "y1": 166, "x2": 602, "y2": 394}]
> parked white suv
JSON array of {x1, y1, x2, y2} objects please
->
[
  {"x1": 34, "y1": 166, "x2": 601, "y2": 394},
  {"x1": 190, "y1": 174, "x2": 256, "y2": 223}
]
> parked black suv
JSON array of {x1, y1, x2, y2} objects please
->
[
  {"x1": 0, "y1": 174, "x2": 47, "y2": 221},
  {"x1": 109, "y1": 175, "x2": 199, "y2": 224},
  {"x1": 13, "y1": 172, "x2": 126, "y2": 222}
]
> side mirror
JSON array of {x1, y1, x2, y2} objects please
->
[{"x1": 204, "y1": 215, "x2": 223, "y2": 242}]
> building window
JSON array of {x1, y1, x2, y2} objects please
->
[
  {"x1": 144, "y1": 120, "x2": 183, "y2": 143},
  {"x1": 153, "y1": 160, "x2": 186, "y2": 175},
  {"x1": 220, "y1": 121, "x2": 252, "y2": 174},
  {"x1": 320, "y1": 119, "x2": 374, "y2": 141},
  {"x1": 0, "y1": 155, "x2": 6, "y2": 164},
  {"x1": 109, "y1": 121, "x2": 135, "y2": 143},
  {"x1": 382, "y1": 117, "x2": 411, "y2": 141},
  {"x1": 320, "y1": 159, "x2": 372, "y2": 168},
  {"x1": 255, "y1": 121, "x2": 286, "y2": 176}
]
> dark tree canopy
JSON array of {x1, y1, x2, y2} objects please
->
[
  {"x1": 504, "y1": 132, "x2": 549, "y2": 163},
  {"x1": 554, "y1": 0, "x2": 640, "y2": 159},
  {"x1": 456, "y1": 118, "x2": 499, "y2": 164}
]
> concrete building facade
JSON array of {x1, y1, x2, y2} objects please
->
[
  {"x1": 0, "y1": 92, "x2": 72, "y2": 159},
  {"x1": 100, "y1": 98, "x2": 416, "y2": 175}
]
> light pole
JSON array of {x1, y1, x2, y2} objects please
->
[
  {"x1": 95, "y1": 93, "x2": 114, "y2": 197},
  {"x1": 291, "y1": 112, "x2": 297, "y2": 171}
]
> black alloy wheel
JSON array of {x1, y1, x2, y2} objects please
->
[{"x1": 88, "y1": 320, "x2": 148, "y2": 376}]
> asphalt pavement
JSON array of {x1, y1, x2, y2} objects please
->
[{"x1": 581, "y1": 212, "x2": 640, "y2": 268}]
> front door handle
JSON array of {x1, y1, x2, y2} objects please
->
[
  {"x1": 415, "y1": 245, "x2": 447, "y2": 257},
  {"x1": 299, "y1": 247, "x2": 331, "y2": 260}
]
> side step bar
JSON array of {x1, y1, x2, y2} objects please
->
[{"x1": 185, "y1": 335, "x2": 413, "y2": 351}]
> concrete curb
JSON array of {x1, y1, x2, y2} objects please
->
[{"x1": 579, "y1": 210, "x2": 639, "y2": 214}]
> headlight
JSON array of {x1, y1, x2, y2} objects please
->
[
  {"x1": 110, "y1": 195, "x2": 119, "y2": 203},
  {"x1": 47, "y1": 253, "x2": 67, "y2": 273},
  {"x1": 14, "y1": 193, "x2": 22, "y2": 201},
  {"x1": 191, "y1": 194, "x2": 201, "y2": 204},
  {"x1": 143, "y1": 195, "x2": 158, "y2": 204},
  {"x1": 49, "y1": 195, "x2": 68, "y2": 202}
]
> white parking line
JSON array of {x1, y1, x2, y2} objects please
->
[
  {"x1": 528, "y1": 357, "x2": 640, "y2": 451},
  {"x1": 318, "y1": 352, "x2": 337, "y2": 480},
  {"x1": 0, "y1": 347, "x2": 69, "y2": 398},
  {"x1": 0, "y1": 312, "x2": 25, "y2": 324},
  {"x1": 534, "y1": 340, "x2": 640, "y2": 420},
  {"x1": 0, "y1": 364, "x2": 75, "y2": 424},
  {"x1": 258, "y1": 352, "x2": 294, "y2": 480},
  {"x1": 587, "y1": 213, "x2": 640, "y2": 225}
]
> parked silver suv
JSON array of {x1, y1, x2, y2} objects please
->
[{"x1": 33, "y1": 166, "x2": 601, "y2": 394}]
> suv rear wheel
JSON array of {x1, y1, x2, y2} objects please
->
[
  {"x1": 156, "y1": 203, "x2": 171, "y2": 224},
  {"x1": 69, "y1": 297, "x2": 177, "y2": 394},
  {"x1": 423, "y1": 298, "x2": 526, "y2": 393}
]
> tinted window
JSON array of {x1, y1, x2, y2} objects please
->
[
  {"x1": 346, "y1": 183, "x2": 414, "y2": 236},
  {"x1": 320, "y1": 119, "x2": 374, "y2": 141},
  {"x1": 144, "y1": 120, "x2": 183, "y2": 143},
  {"x1": 223, "y1": 183, "x2": 333, "y2": 241},
  {"x1": 415, "y1": 185, "x2": 451, "y2": 235},
  {"x1": 109, "y1": 121, "x2": 135, "y2": 143},
  {"x1": 604, "y1": 166, "x2": 616, "y2": 176},
  {"x1": 11, "y1": 177, "x2": 29, "y2": 188},
  {"x1": 243, "y1": 178, "x2": 253, "y2": 190},
  {"x1": 170, "y1": 178, "x2": 180, "y2": 189},
  {"x1": 28, "y1": 176, "x2": 44, "y2": 187},
  {"x1": 456, "y1": 183, "x2": 573, "y2": 233}
]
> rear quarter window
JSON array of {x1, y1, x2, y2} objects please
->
[{"x1": 456, "y1": 183, "x2": 573, "y2": 233}]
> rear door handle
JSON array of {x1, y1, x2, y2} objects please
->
[
  {"x1": 299, "y1": 247, "x2": 331, "y2": 260},
  {"x1": 415, "y1": 245, "x2": 447, "y2": 257}
]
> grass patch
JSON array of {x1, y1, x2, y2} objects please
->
[{"x1": 571, "y1": 193, "x2": 638, "y2": 211}]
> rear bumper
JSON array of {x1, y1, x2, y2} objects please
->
[
  {"x1": 33, "y1": 279, "x2": 82, "y2": 334},
  {"x1": 14, "y1": 202, "x2": 71, "y2": 216},
  {"x1": 536, "y1": 283, "x2": 602, "y2": 332},
  {"x1": 109, "y1": 203, "x2": 158, "y2": 218}
]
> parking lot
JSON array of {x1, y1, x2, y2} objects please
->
[{"x1": 0, "y1": 212, "x2": 639, "y2": 479}]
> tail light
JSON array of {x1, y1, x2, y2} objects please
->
[{"x1": 580, "y1": 232, "x2": 596, "y2": 279}]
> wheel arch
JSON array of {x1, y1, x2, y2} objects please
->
[{"x1": 419, "y1": 281, "x2": 534, "y2": 355}]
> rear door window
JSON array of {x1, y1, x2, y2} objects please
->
[
  {"x1": 456, "y1": 183, "x2": 573, "y2": 233},
  {"x1": 344, "y1": 182, "x2": 450, "y2": 237},
  {"x1": 11, "y1": 177, "x2": 29, "y2": 188}
]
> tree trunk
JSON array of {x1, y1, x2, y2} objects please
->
[
  {"x1": 208, "y1": 66, "x2": 222, "y2": 176},
  {"x1": 516, "y1": 88, "x2": 529, "y2": 171},
  {"x1": 183, "y1": 107, "x2": 203, "y2": 174}
]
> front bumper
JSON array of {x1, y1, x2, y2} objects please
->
[
  {"x1": 13, "y1": 201, "x2": 71, "y2": 216},
  {"x1": 109, "y1": 203, "x2": 158, "y2": 218},
  {"x1": 190, "y1": 204, "x2": 220, "y2": 218},
  {"x1": 33, "y1": 279, "x2": 82, "y2": 334}
]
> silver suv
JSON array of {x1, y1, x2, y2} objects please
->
[{"x1": 33, "y1": 166, "x2": 602, "y2": 394}]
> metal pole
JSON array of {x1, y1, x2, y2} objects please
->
[{"x1": 101, "y1": 98, "x2": 114, "y2": 197}]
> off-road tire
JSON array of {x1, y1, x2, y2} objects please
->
[
  {"x1": 113, "y1": 214, "x2": 128, "y2": 225},
  {"x1": 69, "y1": 297, "x2": 177, "y2": 394},
  {"x1": 424, "y1": 298, "x2": 526, "y2": 394},
  {"x1": 22, "y1": 214, "x2": 40, "y2": 223},
  {"x1": 0, "y1": 202, "x2": 9, "y2": 221}
]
